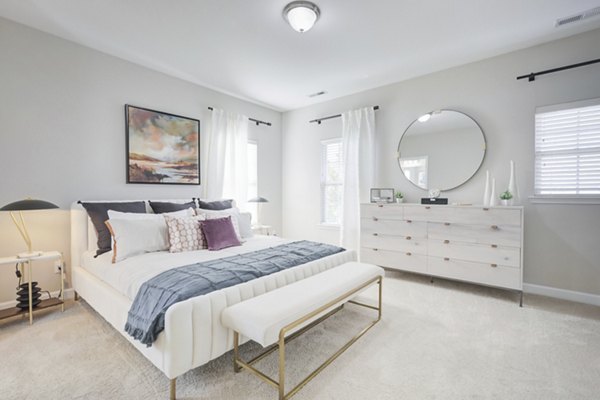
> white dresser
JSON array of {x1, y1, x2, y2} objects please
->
[{"x1": 360, "y1": 203, "x2": 524, "y2": 304}]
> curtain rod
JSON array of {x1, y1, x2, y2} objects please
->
[
  {"x1": 309, "y1": 106, "x2": 380, "y2": 124},
  {"x1": 517, "y1": 58, "x2": 600, "y2": 82},
  {"x1": 207, "y1": 107, "x2": 272, "y2": 126}
]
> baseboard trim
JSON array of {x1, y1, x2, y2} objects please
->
[
  {"x1": 524, "y1": 283, "x2": 600, "y2": 307},
  {"x1": 0, "y1": 288, "x2": 75, "y2": 311}
]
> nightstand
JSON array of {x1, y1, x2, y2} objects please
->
[
  {"x1": 0, "y1": 251, "x2": 64, "y2": 325},
  {"x1": 252, "y1": 225, "x2": 274, "y2": 236}
]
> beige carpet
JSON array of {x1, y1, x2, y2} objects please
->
[{"x1": 2, "y1": 270, "x2": 600, "y2": 400}]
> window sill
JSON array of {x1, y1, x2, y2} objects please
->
[
  {"x1": 529, "y1": 196, "x2": 600, "y2": 205},
  {"x1": 318, "y1": 223, "x2": 340, "y2": 230}
]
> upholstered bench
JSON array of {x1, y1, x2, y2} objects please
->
[{"x1": 221, "y1": 261, "x2": 384, "y2": 400}]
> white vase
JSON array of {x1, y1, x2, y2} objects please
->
[
  {"x1": 508, "y1": 160, "x2": 520, "y2": 205},
  {"x1": 483, "y1": 170, "x2": 490, "y2": 206},
  {"x1": 501, "y1": 199, "x2": 510, "y2": 206},
  {"x1": 395, "y1": 198, "x2": 403, "y2": 203},
  {"x1": 489, "y1": 178, "x2": 498, "y2": 206}
]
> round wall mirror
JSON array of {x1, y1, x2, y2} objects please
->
[{"x1": 397, "y1": 110, "x2": 486, "y2": 191}]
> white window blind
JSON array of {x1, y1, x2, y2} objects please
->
[
  {"x1": 321, "y1": 139, "x2": 343, "y2": 224},
  {"x1": 535, "y1": 99, "x2": 600, "y2": 196}
]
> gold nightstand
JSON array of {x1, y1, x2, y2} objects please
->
[{"x1": 0, "y1": 251, "x2": 65, "y2": 324}]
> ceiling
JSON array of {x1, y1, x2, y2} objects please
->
[{"x1": 1, "y1": 0, "x2": 600, "y2": 111}]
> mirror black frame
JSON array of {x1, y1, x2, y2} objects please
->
[{"x1": 397, "y1": 109, "x2": 487, "y2": 191}]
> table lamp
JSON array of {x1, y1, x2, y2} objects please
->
[
  {"x1": 1, "y1": 198, "x2": 59, "y2": 258},
  {"x1": 248, "y1": 196, "x2": 269, "y2": 226}
]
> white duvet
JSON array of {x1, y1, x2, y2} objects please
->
[{"x1": 81, "y1": 235, "x2": 291, "y2": 301}]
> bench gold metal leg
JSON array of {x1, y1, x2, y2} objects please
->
[
  {"x1": 169, "y1": 378, "x2": 176, "y2": 400},
  {"x1": 233, "y1": 275, "x2": 383, "y2": 400},
  {"x1": 233, "y1": 332, "x2": 242, "y2": 373}
]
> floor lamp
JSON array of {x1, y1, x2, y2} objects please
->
[{"x1": 1, "y1": 198, "x2": 59, "y2": 258}]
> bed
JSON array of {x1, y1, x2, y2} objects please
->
[{"x1": 70, "y1": 200, "x2": 356, "y2": 388}]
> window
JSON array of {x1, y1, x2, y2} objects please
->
[
  {"x1": 535, "y1": 98, "x2": 600, "y2": 199},
  {"x1": 321, "y1": 139, "x2": 343, "y2": 225},
  {"x1": 246, "y1": 141, "x2": 258, "y2": 223}
]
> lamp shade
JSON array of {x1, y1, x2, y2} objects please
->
[
  {"x1": 1, "y1": 199, "x2": 59, "y2": 211},
  {"x1": 248, "y1": 197, "x2": 269, "y2": 203}
]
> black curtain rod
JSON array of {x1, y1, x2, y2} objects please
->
[
  {"x1": 309, "y1": 105, "x2": 380, "y2": 124},
  {"x1": 517, "y1": 58, "x2": 600, "y2": 82},
  {"x1": 207, "y1": 107, "x2": 272, "y2": 127}
]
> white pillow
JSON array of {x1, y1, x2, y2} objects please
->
[
  {"x1": 237, "y1": 212, "x2": 253, "y2": 239},
  {"x1": 105, "y1": 218, "x2": 170, "y2": 263},
  {"x1": 196, "y1": 208, "x2": 243, "y2": 241}
]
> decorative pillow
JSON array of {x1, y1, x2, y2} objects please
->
[
  {"x1": 105, "y1": 218, "x2": 170, "y2": 263},
  {"x1": 197, "y1": 208, "x2": 243, "y2": 241},
  {"x1": 80, "y1": 201, "x2": 146, "y2": 256},
  {"x1": 164, "y1": 215, "x2": 206, "y2": 253},
  {"x1": 149, "y1": 200, "x2": 196, "y2": 214},
  {"x1": 198, "y1": 199, "x2": 234, "y2": 210},
  {"x1": 237, "y1": 212, "x2": 253, "y2": 239},
  {"x1": 201, "y1": 216, "x2": 242, "y2": 251}
]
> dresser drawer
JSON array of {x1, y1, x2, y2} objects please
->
[
  {"x1": 361, "y1": 203, "x2": 404, "y2": 220},
  {"x1": 360, "y1": 247, "x2": 427, "y2": 274},
  {"x1": 361, "y1": 234, "x2": 428, "y2": 254},
  {"x1": 428, "y1": 256, "x2": 521, "y2": 290},
  {"x1": 428, "y1": 222, "x2": 521, "y2": 247},
  {"x1": 361, "y1": 218, "x2": 427, "y2": 237},
  {"x1": 403, "y1": 205, "x2": 521, "y2": 226},
  {"x1": 428, "y1": 239, "x2": 520, "y2": 268}
]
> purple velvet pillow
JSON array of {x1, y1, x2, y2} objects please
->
[{"x1": 201, "y1": 216, "x2": 242, "y2": 251}]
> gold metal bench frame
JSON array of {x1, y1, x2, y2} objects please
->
[{"x1": 232, "y1": 275, "x2": 383, "y2": 400}]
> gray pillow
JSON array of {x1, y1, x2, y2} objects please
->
[
  {"x1": 149, "y1": 200, "x2": 196, "y2": 214},
  {"x1": 198, "y1": 199, "x2": 233, "y2": 210},
  {"x1": 80, "y1": 201, "x2": 146, "y2": 256}
]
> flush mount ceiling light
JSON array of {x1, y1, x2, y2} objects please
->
[{"x1": 283, "y1": 1, "x2": 320, "y2": 33}]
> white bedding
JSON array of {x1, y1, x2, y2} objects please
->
[{"x1": 81, "y1": 235, "x2": 292, "y2": 300}]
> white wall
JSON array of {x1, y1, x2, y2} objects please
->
[
  {"x1": 282, "y1": 28, "x2": 600, "y2": 297},
  {"x1": 0, "y1": 18, "x2": 282, "y2": 303}
]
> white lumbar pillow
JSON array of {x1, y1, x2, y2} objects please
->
[{"x1": 105, "y1": 218, "x2": 169, "y2": 263}]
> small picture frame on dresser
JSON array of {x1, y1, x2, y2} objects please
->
[{"x1": 370, "y1": 188, "x2": 395, "y2": 203}]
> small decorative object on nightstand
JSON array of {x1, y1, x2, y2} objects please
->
[{"x1": 252, "y1": 225, "x2": 274, "y2": 236}]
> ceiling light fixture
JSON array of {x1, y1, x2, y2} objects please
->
[{"x1": 283, "y1": 1, "x2": 320, "y2": 33}]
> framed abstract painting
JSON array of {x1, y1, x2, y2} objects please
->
[{"x1": 125, "y1": 105, "x2": 200, "y2": 185}]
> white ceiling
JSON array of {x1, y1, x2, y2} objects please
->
[{"x1": 1, "y1": 0, "x2": 600, "y2": 111}]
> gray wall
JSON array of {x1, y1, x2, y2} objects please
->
[
  {"x1": 0, "y1": 18, "x2": 282, "y2": 303},
  {"x1": 282, "y1": 28, "x2": 600, "y2": 297}
]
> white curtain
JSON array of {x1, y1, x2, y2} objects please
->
[
  {"x1": 203, "y1": 108, "x2": 249, "y2": 203},
  {"x1": 340, "y1": 107, "x2": 375, "y2": 250}
]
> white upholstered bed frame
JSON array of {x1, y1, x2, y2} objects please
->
[{"x1": 70, "y1": 201, "x2": 356, "y2": 383}]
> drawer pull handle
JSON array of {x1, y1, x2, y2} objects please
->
[
  {"x1": 378, "y1": 204, "x2": 384, "y2": 208},
  {"x1": 444, "y1": 222, "x2": 451, "y2": 226},
  {"x1": 483, "y1": 207, "x2": 490, "y2": 211},
  {"x1": 490, "y1": 263, "x2": 498, "y2": 268},
  {"x1": 373, "y1": 248, "x2": 378, "y2": 252},
  {"x1": 406, "y1": 219, "x2": 412, "y2": 223},
  {"x1": 491, "y1": 225, "x2": 499, "y2": 230},
  {"x1": 444, "y1": 257, "x2": 450, "y2": 261},
  {"x1": 425, "y1": 206, "x2": 431, "y2": 209},
  {"x1": 443, "y1": 240, "x2": 450, "y2": 244},
  {"x1": 406, "y1": 236, "x2": 412, "y2": 240},
  {"x1": 491, "y1": 244, "x2": 498, "y2": 248},
  {"x1": 406, "y1": 252, "x2": 412, "y2": 256},
  {"x1": 373, "y1": 233, "x2": 378, "y2": 236},
  {"x1": 372, "y1": 217, "x2": 379, "y2": 221}
]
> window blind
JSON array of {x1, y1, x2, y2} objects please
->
[
  {"x1": 535, "y1": 101, "x2": 600, "y2": 196},
  {"x1": 321, "y1": 139, "x2": 343, "y2": 224}
]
